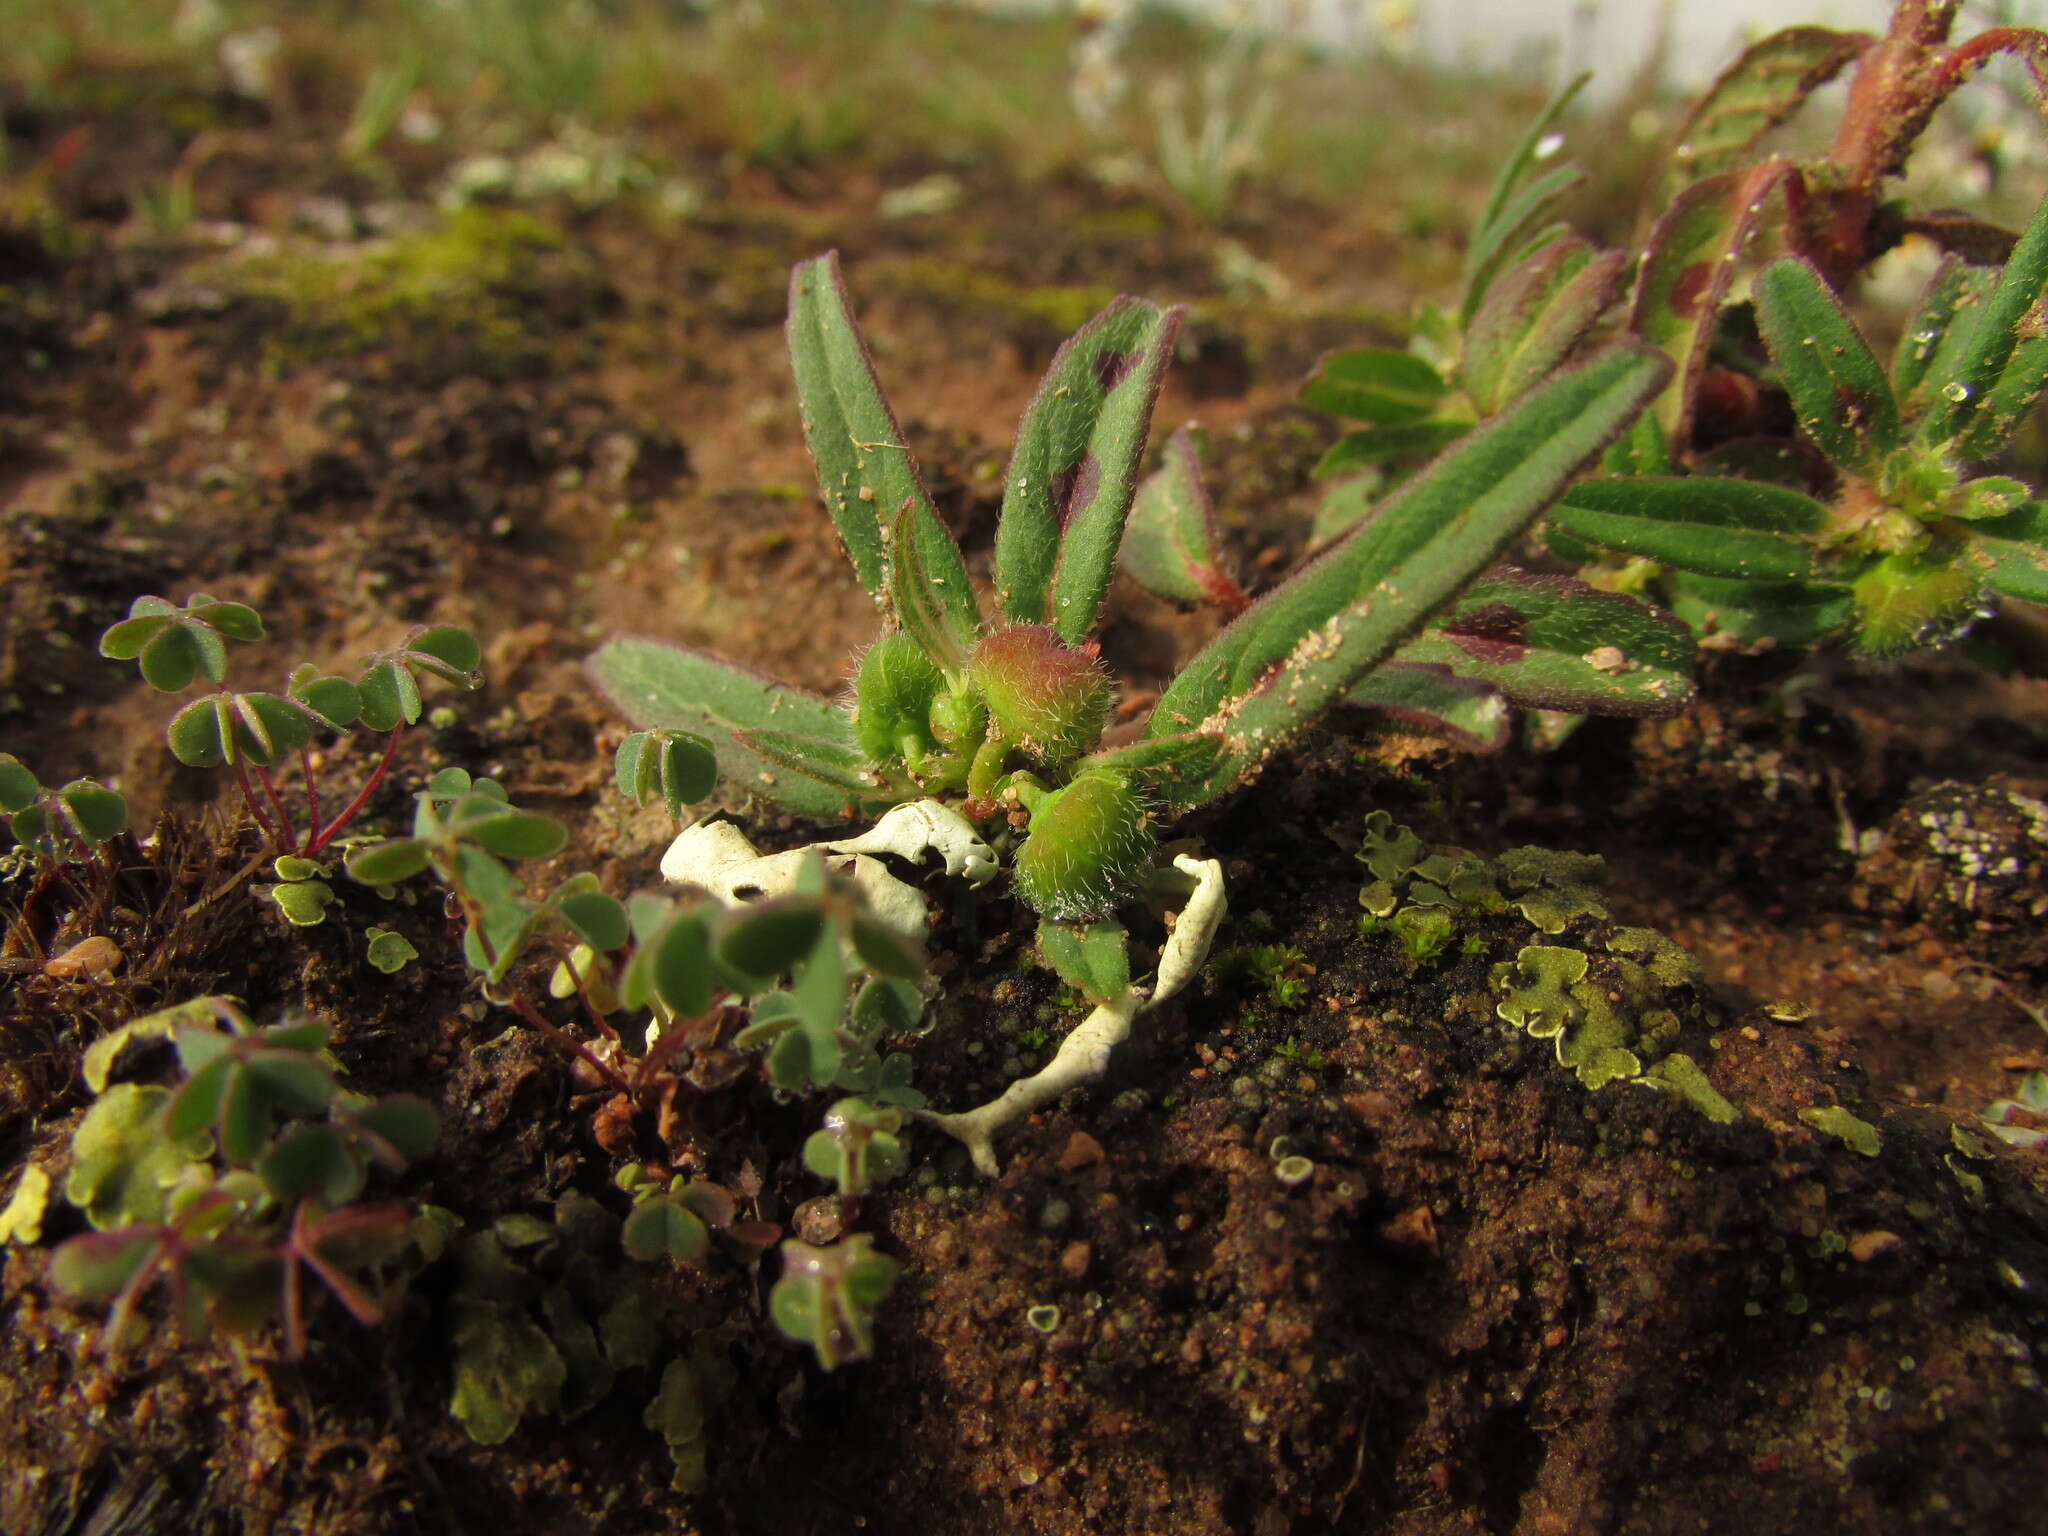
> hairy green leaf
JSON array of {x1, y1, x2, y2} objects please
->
[
  {"x1": 1462, "y1": 73, "x2": 1589, "y2": 319},
  {"x1": 1666, "y1": 572, "x2": 1853, "y2": 648},
  {"x1": 1301, "y1": 347, "x2": 1448, "y2": 426},
  {"x1": 1148, "y1": 345, "x2": 1670, "y2": 809},
  {"x1": 1463, "y1": 237, "x2": 1628, "y2": 416},
  {"x1": 1754, "y1": 258, "x2": 1898, "y2": 468},
  {"x1": 1968, "y1": 502, "x2": 2048, "y2": 602},
  {"x1": 1314, "y1": 419, "x2": 1471, "y2": 478},
  {"x1": 1552, "y1": 476, "x2": 1826, "y2": 580},
  {"x1": 886, "y1": 501, "x2": 979, "y2": 673},
  {"x1": 1892, "y1": 256, "x2": 1995, "y2": 419},
  {"x1": 1037, "y1": 917, "x2": 1130, "y2": 1003},
  {"x1": 588, "y1": 638, "x2": 894, "y2": 819},
  {"x1": 994, "y1": 295, "x2": 1183, "y2": 642},
  {"x1": 1927, "y1": 187, "x2": 2048, "y2": 450},
  {"x1": 1345, "y1": 663, "x2": 1512, "y2": 752}
]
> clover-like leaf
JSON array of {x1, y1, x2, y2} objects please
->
[
  {"x1": 0, "y1": 755, "x2": 40, "y2": 814},
  {"x1": 99, "y1": 594, "x2": 262, "y2": 692},
  {"x1": 615, "y1": 728, "x2": 718, "y2": 818},
  {"x1": 621, "y1": 1194, "x2": 710, "y2": 1264}
]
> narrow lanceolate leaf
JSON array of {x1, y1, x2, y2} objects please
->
[
  {"x1": 887, "y1": 501, "x2": 978, "y2": 672},
  {"x1": 1463, "y1": 237, "x2": 1628, "y2": 416},
  {"x1": 1655, "y1": 27, "x2": 1872, "y2": 203},
  {"x1": 1346, "y1": 664, "x2": 1511, "y2": 753},
  {"x1": 1388, "y1": 570, "x2": 1696, "y2": 717},
  {"x1": 1147, "y1": 345, "x2": 1671, "y2": 810},
  {"x1": 1315, "y1": 419, "x2": 1471, "y2": 478},
  {"x1": 1462, "y1": 73, "x2": 1590, "y2": 320},
  {"x1": 1462, "y1": 170, "x2": 1583, "y2": 326},
  {"x1": 1552, "y1": 476, "x2": 1826, "y2": 580},
  {"x1": 1754, "y1": 257, "x2": 1898, "y2": 469},
  {"x1": 588, "y1": 638, "x2": 894, "y2": 819},
  {"x1": 1632, "y1": 156, "x2": 1797, "y2": 447},
  {"x1": 788, "y1": 253, "x2": 974, "y2": 640},
  {"x1": 1968, "y1": 503, "x2": 2048, "y2": 603},
  {"x1": 1121, "y1": 426, "x2": 1249, "y2": 613},
  {"x1": 1082, "y1": 731, "x2": 1223, "y2": 806},
  {"x1": 1892, "y1": 256, "x2": 1995, "y2": 418},
  {"x1": 1927, "y1": 187, "x2": 2048, "y2": 450},
  {"x1": 994, "y1": 296, "x2": 1183, "y2": 643},
  {"x1": 1301, "y1": 348, "x2": 1449, "y2": 426}
]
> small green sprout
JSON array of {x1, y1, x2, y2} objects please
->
[
  {"x1": 99, "y1": 596, "x2": 483, "y2": 856},
  {"x1": 0, "y1": 753, "x2": 127, "y2": 872},
  {"x1": 769, "y1": 1233, "x2": 898, "y2": 1370},
  {"x1": 802, "y1": 1096, "x2": 908, "y2": 1198},
  {"x1": 49, "y1": 996, "x2": 437, "y2": 1358}
]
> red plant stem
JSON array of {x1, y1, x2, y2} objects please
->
[
  {"x1": 230, "y1": 757, "x2": 284, "y2": 849},
  {"x1": 1932, "y1": 27, "x2": 2048, "y2": 100},
  {"x1": 255, "y1": 765, "x2": 296, "y2": 849},
  {"x1": 509, "y1": 987, "x2": 632, "y2": 1094},
  {"x1": 557, "y1": 947, "x2": 622, "y2": 1045},
  {"x1": 305, "y1": 724, "x2": 404, "y2": 855},
  {"x1": 297, "y1": 745, "x2": 323, "y2": 856}
]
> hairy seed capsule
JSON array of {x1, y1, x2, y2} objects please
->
[
  {"x1": 967, "y1": 624, "x2": 1110, "y2": 769},
  {"x1": 1848, "y1": 551, "x2": 1983, "y2": 657},
  {"x1": 853, "y1": 634, "x2": 945, "y2": 762},
  {"x1": 1013, "y1": 770, "x2": 1154, "y2": 921}
]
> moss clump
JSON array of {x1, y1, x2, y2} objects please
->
[{"x1": 208, "y1": 207, "x2": 611, "y2": 379}]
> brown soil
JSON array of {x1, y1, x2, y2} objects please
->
[{"x1": 3, "y1": 80, "x2": 2047, "y2": 1536}]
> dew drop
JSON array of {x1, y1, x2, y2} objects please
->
[
  {"x1": 1942, "y1": 381, "x2": 1971, "y2": 403},
  {"x1": 1535, "y1": 132, "x2": 1565, "y2": 160}
]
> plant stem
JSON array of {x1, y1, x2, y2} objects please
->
[
  {"x1": 306, "y1": 724, "x2": 404, "y2": 855},
  {"x1": 230, "y1": 757, "x2": 284, "y2": 849},
  {"x1": 255, "y1": 765, "x2": 296, "y2": 850},
  {"x1": 508, "y1": 987, "x2": 633, "y2": 1093},
  {"x1": 297, "y1": 745, "x2": 323, "y2": 856}
]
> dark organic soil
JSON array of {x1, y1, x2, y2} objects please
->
[{"x1": 2, "y1": 74, "x2": 2047, "y2": 1536}]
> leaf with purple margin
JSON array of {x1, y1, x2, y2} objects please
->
[
  {"x1": 1655, "y1": 27, "x2": 1871, "y2": 203},
  {"x1": 1464, "y1": 237, "x2": 1628, "y2": 416},
  {"x1": 788, "y1": 253, "x2": 976, "y2": 644},
  {"x1": 1632, "y1": 156, "x2": 1797, "y2": 448},
  {"x1": 993, "y1": 295, "x2": 1183, "y2": 643},
  {"x1": 1121, "y1": 426, "x2": 1249, "y2": 613},
  {"x1": 1347, "y1": 664, "x2": 1512, "y2": 753}
]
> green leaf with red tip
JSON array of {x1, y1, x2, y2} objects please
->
[
  {"x1": 886, "y1": 500, "x2": 979, "y2": 673},
  {"x1": 1121, "y1": 426, "x2": 1248, "y2": 613},
  {"x1": 1347, "y1": 663, "x2": 1512, "y2": 752},
  {"x1": 993, "y1": 294, "x2": 1183, "y2": 644},
  {"x1": 1146, "y1": 344, "x2": 1671, "y2": 811},
  {"x1": 1655, "y1": 26, "x2": 1871, "y2": 203},
  {"x1": 1968, "y1": 502, "x2": 2048, "y2": 603},
  {"x1": 1314, "y1": 419, "x2": 1471, "y2": 478},
  {"x1": 1631, "y1": 156, "x2": 1797, "y2": 448},
  {"x1": 1552, "y1": 476, "x2": 1826, "y2": 580},
  {"x1": 588, "y1": 638, "x2": 895, "y2": 820},
  {"x1": 1301, "y1": 347, "x2": 1447, "y2": 426},
  {"x1": 1754, "y1": 258, "x2": 1897, "y2": 469},
  {"x1": 1387, "y1": 570, "x2": 1696, "y2": 718},
  {"x1": 1464, "y1": 237, "x2": 1628, "y2": 416}
]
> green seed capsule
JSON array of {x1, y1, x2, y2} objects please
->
[
  {"x1": 1013, "y1": 770, "x2": 1154, "y2": 921},
  {"x1": 967, "y1": 624, "x2": 1110, "y2": 770},
  {"x1": 853, "y1": 634, "x2": 945, "y2": 762}
]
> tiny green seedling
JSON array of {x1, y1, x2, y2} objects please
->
[
  {"x1": 0, "y1": 753, "x2": 127, "y2": 875},
  {"x1": 98, "y1": 596, "x2": 484, "y2": 856}
]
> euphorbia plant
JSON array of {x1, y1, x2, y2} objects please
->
[{"x1": 589, "y1": 251, "x2": 1675, "y2": 1166}]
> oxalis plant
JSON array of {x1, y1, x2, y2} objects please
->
[{"x1": 590, "y1": 251, "x2": 1674, "y2": 1173}]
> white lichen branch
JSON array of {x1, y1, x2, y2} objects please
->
[{"x1": 920, "y1": 853, "x2": 1226, "y2": 1176}]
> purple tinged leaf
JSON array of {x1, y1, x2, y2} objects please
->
[
  {"x1": 1631, "y1": 157, "x2": 1798, "y2": 450},
  {"x1": 1753, "y1": 257, "x2": 1898, "y2": 469},
  {"x1": 1121, "y1": 426, "x2": 1250, "y2": 613},
  {"x1": 51, "y1": 1228, "x2": 165, "y2": 1301},
  {"x1": 994, "y1": 295, "x2": 1183, "y2": 644},
  {"x1": 1346, "y1": 664, "x2": 1512, "y2": 753},
  {"x1": 1655, "y1": 27, "x2": 1872, "y2": 204},
  {"x1": 1463, "y1": 238, "x2": 1628, "y2": 416}
]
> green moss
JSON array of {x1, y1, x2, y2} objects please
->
[{"x1": 207, "y1": 207, "x2": 609, "y2": 378}]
